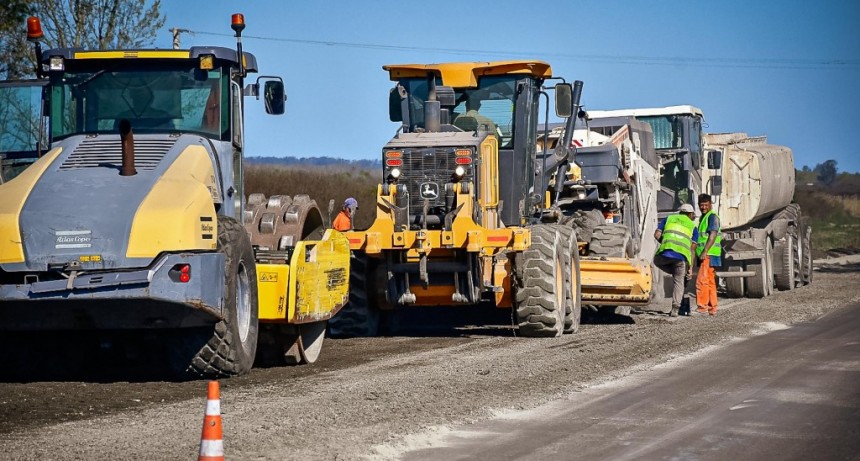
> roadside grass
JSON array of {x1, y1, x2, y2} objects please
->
[
  {"x1": 245, "y1": 164, "x2": 380, "y2": 229},
  {"x1": 794, "y1": 187, "x2": 860, "y2": 257}
]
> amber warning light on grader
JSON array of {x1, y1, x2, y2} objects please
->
[
  {"x1": 26, "y1": 16, "x2": 43, "y2": 41},
  {"x1": 231, "y1": 13, "x2": 245, "y2": 34}
]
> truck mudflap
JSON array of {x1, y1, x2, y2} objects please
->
[
  {"x1": 0, "y1": 252, "x2": 226, "y2": 330},
  {"x1": 579, "y1": 257, "x2": 653, "y2": 306},
  {"x1": 256, "y1": 229, "x2": 350, "y2": 323}
]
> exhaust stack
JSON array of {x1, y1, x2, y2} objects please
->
[{"x1": 119, "y1": 119, "x2": 137, "y2": 176}]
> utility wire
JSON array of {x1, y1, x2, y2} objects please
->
[{"x1": 188, "y1": 30, "x2": 859, "y2": 71}]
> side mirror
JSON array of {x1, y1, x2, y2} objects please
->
[
  {"x1": 388, "y1": 87, "x2": 402, "y2": 122},
  {"x1": 263, "y1": 80, "x2": 286, "y2": 115},
  {"x1": 555, "y1": 83, "x2": 572, "y2": 118},
  {"x1": 707, "y1": 150, "x2": 722, "y2": 170},
  {"x1": 711, "y1": 175, "x2": 723, "y2": 196}
]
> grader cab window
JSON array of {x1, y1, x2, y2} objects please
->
[
  {"x1": 50, "y1": 65, "x2": 226, "y2": 139},
  {"x1": 400, "y1": 75, "x2": 517, "y2": 147}
]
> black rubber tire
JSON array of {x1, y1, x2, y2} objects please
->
[
  {"x1": 327, "y1": 254, "x2": 381, "y2": 337},
  {"x1": 745, "y1": 259, "x2": 767, "y2": 299},
  {"x1": 725, "y1": 264, "x2": 745, "y2": 298},
  {"x1": 170, "y1": 216, "x2": 259, "y2": 378},
  {"x1": 588, "y1": 223, "x2": 633, "y2": 258},
  {"x1": 746, "y1": 237, "x2": 773, "y2": 299},
  {"x1": 514, "y1": 224, "x2": 566, "y2": 337},
  {"x1": 564, "y1": 209, "x2": 604, "y2": 244},
  {"x1": 558, "y1": 226, "x2": 582, "y2": 334},
  {"x1": 801, "y1": 222, "x2": 813, "y2": 285},
  {"x1": 764, "y1": 237, "x2": 775, "y2": 296},
  {"x1": 774, "y1": 232, "x2": 796, "y2": 291}
]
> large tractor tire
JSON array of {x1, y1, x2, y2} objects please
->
[
  {"x1": 170, "y1": 216, "x2": 259, "y2": 378},
  {"x1": 588, "y1": 223, "x2": 633, "y2": 258},
  {"x1": 514, "y1": 224, "x2": 566, "y2": 337},
  {"x1": 564, "y1": 209, "x2": 604, "y2": 244},
  {"x1": 558, "y1": 226, "x2": 582, "y2": 334},
  {"x1": 801, "y1": 221, "x2": 813, "y2": 285},
  {"x1": 328, "y1": 254, "x2": 381, "y2": 337}
]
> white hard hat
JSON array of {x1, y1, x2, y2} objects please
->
[{"x1": 679, "y1": 203, "x2": 695, "y2": 213}]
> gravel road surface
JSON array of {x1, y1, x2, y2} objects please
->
[{"x1": 1, "y1": 265, "x2": 858, "y2": 460}]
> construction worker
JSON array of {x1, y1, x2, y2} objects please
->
[
  {"x1": 695, "y1": 193, "x2": 722, "y2": 315},
  {"x1": 453, "y1": 96, "x2": 498, "y2": 135},
  {"x1": 654, "y1": 203, "x2": 697, "y2": 317},
  {"x1": 333, "y1": 197, "x2": 357, "y2": 232}
]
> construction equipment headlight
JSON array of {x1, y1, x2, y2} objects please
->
[
  {"x1": 454, "y1": 166, "x2": 466, "y2": 179},
  {"x1": 390, "y1": 168, "x2": 401, "y2": 179},
  {"x1": 49, "y1": 56, "x2": 64, "y2": 71}
]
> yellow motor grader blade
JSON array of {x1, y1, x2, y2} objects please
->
[
  {"x1": 579, "y1": 257, "x2": 653, "y2": 306},
  {"x1": 256, "y1": 229, "x2": 350, "y2": 323}
]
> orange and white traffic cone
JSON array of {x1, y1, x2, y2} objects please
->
[{"x1": 198, "y1": 380, "x2": 224, "y2": 461}]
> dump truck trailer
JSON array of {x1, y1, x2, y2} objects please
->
[
  {"x1": 702, "y1": 132, "x2": 811, "y2": 297},
  {"x1": 0, "y1": 15, "x2": 350, "y2": 377},
  {"x1": 586, "y1": 106, "x2": 811, "y2": 299}
]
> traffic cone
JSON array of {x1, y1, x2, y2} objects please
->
[{"x1": 198, "y1": 380, "x2": 224, "y2": 461}]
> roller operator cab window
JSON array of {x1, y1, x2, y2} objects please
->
[
  {"x1": 0, "y1": 82, "x2": 47, "y2": 181},
  {"x1": 401, "y1": 75, "x2": 517, "y2": 147},
  {"x1": 49, "y1": 63, "x2": 227, "y2": 140}
]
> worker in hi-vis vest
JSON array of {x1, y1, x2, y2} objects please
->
[
  {"x1": 695, "y1": 193, "x2": 722, "y2": 315},
  {"x1": 654, "y1": 203, "x2": 698, "y2": 317}
]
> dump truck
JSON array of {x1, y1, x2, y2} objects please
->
[
  {"x1": 536, "y1": 115, "x2": 662, "y2": 315},
  {"x1": 586, "y1": 106, "x2": 812, "y2": 299},
  {"x1": 0, "y1": 15, "x2": 350, "y2": 378}
]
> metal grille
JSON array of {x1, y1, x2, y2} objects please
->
[
  {"x1": 400, "y1": 148, "x2": 473, "y2": 207},
  {"x1": 59, "y1": 138, "x2": 175, "y2": 171}
]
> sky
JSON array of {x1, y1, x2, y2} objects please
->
[{"x1": 156, "y1": 0, "x2": 860, "y2": 172}]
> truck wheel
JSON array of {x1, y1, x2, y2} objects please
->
[
  {"x1": 725, "y1": 264, "x2": 745, "y2": 298},
  {"x1": 746, "y1": 237, "x2": 773, "y2": 299},
  {"x1": 774, "y1": 232, "x2": 797, "y2": 291},
  {"x1": 328, "y1": 254, "x2": 381, "y2": 337},
  {"x1": 171, "y1": 216, "x2": 259, "y2": 378},
  {"x1": 588, "y1": 224, "x2": 633, "y2": 258},
  {"x1": 514, "y1": 225, "x2": 566, "y2": 337},
  {"x1": 558, "y1": 226, "x2": 582, "y2": 334},
  {"x1": 801, "y1": 222, "x2": 813, "y2": 285}
]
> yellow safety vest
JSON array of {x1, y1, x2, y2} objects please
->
[
  {"x1": 657, "y1": 214, "x2": 695, "y2": 264},
  {"x1": 696, "y1": 210, "x2": 722, "y2": 257}
]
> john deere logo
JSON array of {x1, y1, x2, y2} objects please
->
[{"x1": 420, "y1": 182, "x2": 439, "y2": 199}]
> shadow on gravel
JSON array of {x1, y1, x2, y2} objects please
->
[
  {"x1": 815, "y1": 263, "x2": 860, "y2": 273},
  {"x1": 0, "y1": 330, "x2": 187, "y2": 383},
  {"x1": 383, "y1": 305, "x2": 518, "y2": 338}
]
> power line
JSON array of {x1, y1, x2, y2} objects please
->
[{"x1": 187, "y1": 30, "x2": 860, "y2": 71}]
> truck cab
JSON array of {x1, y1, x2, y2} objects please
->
[{"x1": 587, "y1": 105, "x2": 705, "y2": 218}]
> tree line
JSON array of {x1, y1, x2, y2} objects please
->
[{"x1": 0, "y1": 0, "x2": 164, "y2": 79}]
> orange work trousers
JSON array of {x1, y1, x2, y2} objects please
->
[{"x1": 696, "y1": 257, "x2": 718, "y2": 313}]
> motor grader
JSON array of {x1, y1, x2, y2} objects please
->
[
  {"x1": 0, "y1": 15, "x2": 349, "y2": 378},
  {"x1": 332, "y1": 61, "x2": 652, "y2": 336}
]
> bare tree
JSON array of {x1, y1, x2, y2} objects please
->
[{"x1": 0, "y1": 0, "x2": 165, "y2": 79}]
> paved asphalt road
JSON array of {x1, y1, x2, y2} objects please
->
[{"x1": 404, "y1": 304, "x2": 860, "y2": 461}]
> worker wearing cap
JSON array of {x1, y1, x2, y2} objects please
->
[
  {"x1": 695, "y1": 193, "x2": 722, "y2": 315},
  {"x1": 333, "y1": 197, "x2": 358, "y2": 232},
  {"x1": 654, "y1": 203, "x2": 698, "y2": 317}
]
